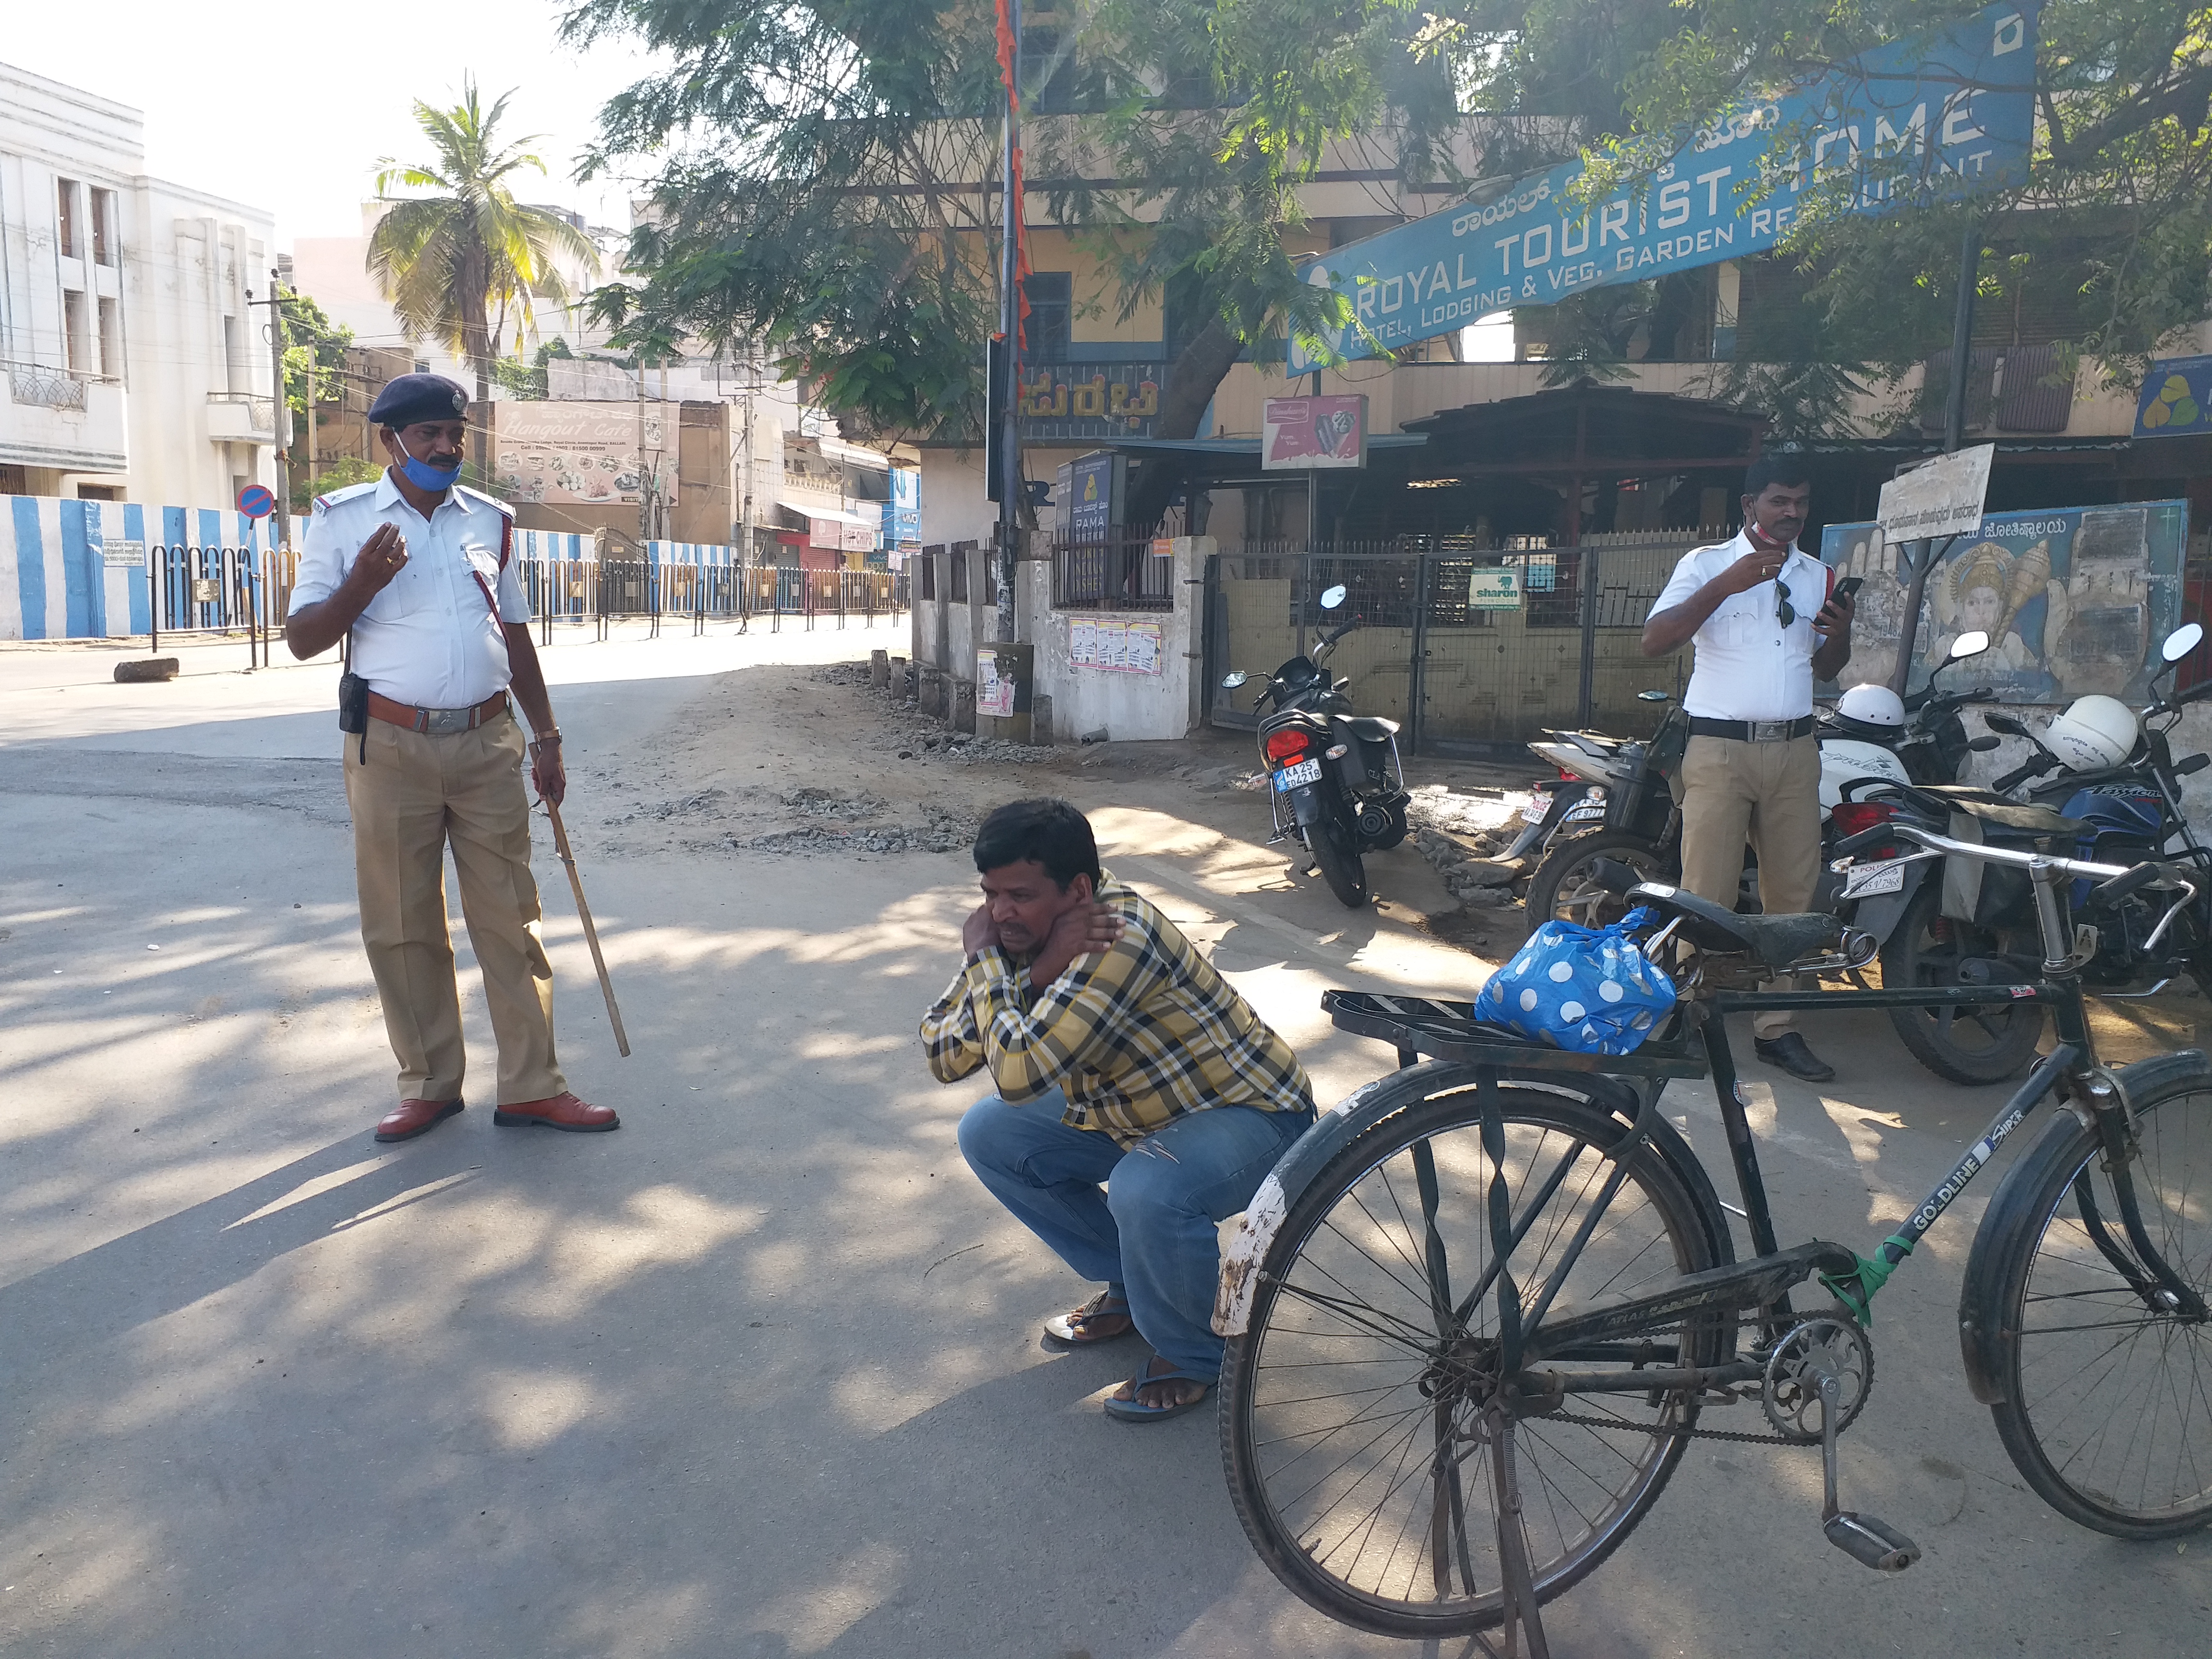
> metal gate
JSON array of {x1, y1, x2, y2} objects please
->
[{"x1": 1206, "y1": 532, "x2": 1716, "y2": 756}]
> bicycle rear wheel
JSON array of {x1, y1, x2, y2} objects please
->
[
  {"x1": 1219, "y1": 1065, "x2": 1726, "y2": 1637},
  {"x1": 1983, "y1": 1073, "x2": 2212, "y2": 1537}
]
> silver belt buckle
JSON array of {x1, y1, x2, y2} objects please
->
[
  {"x1": 419, "y1": 704, "x2": 473, "y2": 736},
  {"x1": 1749, "y1": 719, "x2": 1787, "y2": 742}
]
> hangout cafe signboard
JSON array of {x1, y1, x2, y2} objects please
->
[
  {"x1": 1290, "y1": 2, "x2": 2037, "y2": 373},
  {"x1": 494, "y1": 402, "x2": 664, "y2": 505},
  {"x1": 1820, "y1": 500, "x2": 2190, "y2": 705}
]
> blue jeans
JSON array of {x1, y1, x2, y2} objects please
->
[{"x1": 957, "y1": 1089, "x2": 1313, "y2": 1379}]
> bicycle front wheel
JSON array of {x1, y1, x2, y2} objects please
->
[
  {"x1": 1219, "y1": 1064, "x2": 1726, "y2": 1638},
  {"x1": 1982, "y1": 1073, "x2": 2212, "y2": 1537}
]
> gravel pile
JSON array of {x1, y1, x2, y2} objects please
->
[
  {"x1": 809, "y1": 662, "x2": 1053, "y2": 765},
  {"x1": 1403, "y1": 784, "x2": 1540, "y2": 908},
  {"x1": 732, "y1": 810, "x2": 975, "y2": 857},
  {"x1": 780, "y1": 786, "x2": 890, "y2": 821}
]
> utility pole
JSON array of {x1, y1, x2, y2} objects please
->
[
  {"x1": 1942, "y1": 220, "x2": 1979, "y2": 454},
  {"x1": 993, "y1": 0, "x2": 1022, "y2": 645},
  {"x1": 248, "y1": 273, "x2": 294, "y2": 543}
]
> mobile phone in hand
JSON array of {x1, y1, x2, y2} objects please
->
[{"x1": 1832, "y1": 576, "x2": 1865, "y2": 600}]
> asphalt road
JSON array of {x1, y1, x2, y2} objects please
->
[{"x1": 2, "y1": 624, "x2": 2206, "y2": 1657}]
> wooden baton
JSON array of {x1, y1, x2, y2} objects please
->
[{"x1": 545, "y1": 798, "x2": 631, "y2": 1058}]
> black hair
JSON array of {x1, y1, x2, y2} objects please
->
[
  {"x1": 1742, "y1": 455, "x2": 1813, "y2": 499},
  {"x1": 973, "y1": 798, "x2": 1102, "y2": 891}
]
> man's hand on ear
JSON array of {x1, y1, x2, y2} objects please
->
[
  {"x1": 962, "y1": 902, "x2": 1002, "y2": 960},
  {"x1": 1028, "y1": 897, "x2": 1125, "y2": 990}
]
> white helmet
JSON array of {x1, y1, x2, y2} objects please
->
[
  {"x1": 2044, "y1": 695, "x2": 2139, "y2": 772},
  {"x1": 1835, "y1": 684, "x2": 1905, "y2": 738}
]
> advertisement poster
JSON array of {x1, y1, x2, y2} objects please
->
[
  {"x1": 1262, "y1": 395, "x2": 1370, "y2": 470},
  {"x1": 495, "y1": 404, "x2": 665, "y2": 505},
  {"x1": 976, "y1": 651, "x2": 1015, "y2": 718},
  {"x1": 2135, "y1": 354, "x2": 2212, "y2": 439},
  {"x1": 1066, "y1": 617, "x2": 1164, "y2": 675},
  {"x1": 1067, "y1": 452, "x2": 1120, "y2": 542},
  {"x1": 1821, "y1": 500, "x2": 2190, "y2": 703},
  {"x1": 1468, "y1": 567, "x2": 1526, "y2": 610}
]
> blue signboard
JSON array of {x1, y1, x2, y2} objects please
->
[
  {"x1": 1819, "y1": 499, "x2": 2189, "y2": 705},
  {"x1": 2135, "y1": 355, "x2": 2212, "y2": 440},
  {"x1": 890, "y1": 466, "x2": 922, "y2": 546},
  {"x1": 1291, "y1": 2, "x2": 2038, "y2": 373}
]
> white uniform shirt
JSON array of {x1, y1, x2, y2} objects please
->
[
  {"x1": 289, "y1": 473, "x2": 529, "y2": 710},
  {"x1": 1650, "y1": 531, "x2": 1829, "y2": 722}
]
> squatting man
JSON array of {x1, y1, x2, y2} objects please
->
[{"x1": 922, "y1": 799, "x2": 1315, "y2": 1420}]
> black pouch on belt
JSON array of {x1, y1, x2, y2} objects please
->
[{"x1": 338, "y1": 633, "x2": 368, "y2": 763}]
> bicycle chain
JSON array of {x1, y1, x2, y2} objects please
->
[{"x1": 1533, "y1": 1403, "x2": 1811, "y2": 1446}]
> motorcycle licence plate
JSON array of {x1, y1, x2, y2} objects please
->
[
  {"x1": 1272, "y1": 758, "x2": 1322, "y2": 791},
  {"x1": 1520, "y1": 799, "x2": 1550, "y2": 825},
  {"x1": 1562, "y1": 802, "x2": 1607, "y2": 826},
  {"x1": 1842, "y1": 861, "x2": 1907, "y2": 900}
]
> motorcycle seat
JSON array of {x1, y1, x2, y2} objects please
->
[
  {"x1": 1915, "y1": 786, "x2": 2089, "y2": 839},
  {"x1": 1627, "y1": 882, "x2": 1842, "y2": 969},
  {"x1": 1342, "y1": 716, "x2": 1400, "y2": 740}
]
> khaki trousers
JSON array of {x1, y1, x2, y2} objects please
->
[
  {"x1": 342, "y1": 707, "x2": 565, "y2": 1105},
  {"x1": 1677, "y1": 733, "x2": 1822, "y2": 1040}
]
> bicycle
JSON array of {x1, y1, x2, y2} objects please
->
[{"x1": 1214, "y1": 821, "x2": 2212, "y2": 1650}]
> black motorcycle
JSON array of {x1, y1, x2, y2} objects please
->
[{"x1": 1222, "y1": 585, "x2": 1411, "y2": 907}]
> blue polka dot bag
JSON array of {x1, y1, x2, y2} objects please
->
[{"x1": 1477, "y1": 906, "x2": 1677, "y2": 1055}]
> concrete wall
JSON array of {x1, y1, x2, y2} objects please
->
[{"x1": 0, "y1": 492, "x2": 297, "y2": 640}]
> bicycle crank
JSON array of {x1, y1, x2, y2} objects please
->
[{"x1": 1764, "y1": 1318, "x2": 1921, "y2": 1574}]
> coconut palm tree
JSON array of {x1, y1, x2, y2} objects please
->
[{"x1": 367, "y1": 78, "x2": 601, "y2": 404}]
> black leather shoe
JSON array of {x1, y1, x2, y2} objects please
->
[{"x1": 1755, "y1": 1033, "x2": 1835, "y2": 1083}]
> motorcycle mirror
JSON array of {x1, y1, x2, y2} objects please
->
[
  {"x1": 1983, "y1": 712, "x2": 2029, "y2": 737},
  {"x1": 1947, "y1": 629, "x2": 1991, "y2": 661},
  {"x1": 1319, "y1": 584, "x2": 1347, "y2": 611},
  {"x1": 1221, "y1": 670, "x2": 1250, "y2": 689},
  {"x1": 1636, "y1": 689, "x2": 1670, "y2": 703},
  {"x1": 2162, "y1": 623, "x2": 2204, "y2": 664}
]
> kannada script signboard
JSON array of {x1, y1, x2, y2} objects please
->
[
  {"x1": 2135, "y1": 355, "x2": 2212, "y2": 439},
  {"x1": 1290, "y1": 2, "x2": 2036, "y2": 373},
  {"x1": 1875, "y1": 443, "x2": 1995, "y2": 543}
]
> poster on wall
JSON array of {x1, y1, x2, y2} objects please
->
[
  {"x1": 1820, "y1": 500, "x2": 2190, "y2": 703},
  {"x1": 494, "y1": 403, "x2": 665, "y2": 505},
  {"x1": 976, "y1": 651, "x2": 1015, "y2": 718},
  {"x1": 1066, "y1": 616, "x2": 1163, "y2": 674}
]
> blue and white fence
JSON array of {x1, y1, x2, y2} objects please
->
[{"x1": 1, "y1": 494, "x2": 303, "y2": 641}]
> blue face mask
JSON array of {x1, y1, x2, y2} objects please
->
[{"x1": 395, "y1": 436, "x2": 462, "y2": 493}]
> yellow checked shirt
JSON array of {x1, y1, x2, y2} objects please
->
[{"x1": 921, "y1": 872, "x2": 1313, "y2": 1147}]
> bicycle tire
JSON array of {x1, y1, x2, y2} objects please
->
[
  {"x1": 1310, "y1": 818, "x2": 1370, "y2": 908},
  {"x1": 1219, "y1": 1067, "x2": 1725, "y2": 1637},
  {"x1": 1980, "y1": 1073, "x2": 2212, "y2": 1537},
  {"x1": 1523, "y1": 830, "x2": 1672, "y2": 930},
  {"x1": 1879, "y1": 880, "x2": 2043, "y2": 1084}
]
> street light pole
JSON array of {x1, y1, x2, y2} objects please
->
[
  {"x1": 994, "y1": 0, "x2": 1022, "y2": 645},
  {"x1": 1942, "y1": 220, "x2": 1979, "y2": 454}
]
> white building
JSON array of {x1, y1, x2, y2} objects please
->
[{"x1": 0, "y1": 61, "x2": 281, "y2": 506}]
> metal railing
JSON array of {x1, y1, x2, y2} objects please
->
[
  {"x1": 1050, "y1": 531, "x2": 1175, "y2": 611},
  {"x1": 150, "y1": 543, "x2": 271, "y2": 666}
]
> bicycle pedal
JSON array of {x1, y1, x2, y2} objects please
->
[{"x1": 1823, "y1": 1511, "x2": 1919, "y2": 1572}]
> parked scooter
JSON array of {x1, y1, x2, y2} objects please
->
[
  {"x1": 1523, "y1": 631, "x2": 1998, "y2": 928},
  {"x1": 1833, "y1": 624, "x2": 2212, "y2": 1082},
  {"x1": 1222, "y1": 585, "x2": 1412, "y2": 907}
]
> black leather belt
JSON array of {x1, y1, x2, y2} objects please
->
[{"x1": 1687, "y1": 715, "x2": 1815, "y2": 743}]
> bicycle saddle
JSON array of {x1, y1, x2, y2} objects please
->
[{"x1": 1628, "y1": 882, "x2": 1841, "y2": 969}]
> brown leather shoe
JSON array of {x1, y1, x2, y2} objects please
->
[
  {"x1": 493, "y1": 1092, "x2": 619, "y2": 1133},
  {"x1": 375, "y1": 1097, "x2": 464, "y2": 1143}
]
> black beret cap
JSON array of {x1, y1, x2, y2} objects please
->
[{"x1": 369, "y1": 373, "x2": 471, "y2": 428}]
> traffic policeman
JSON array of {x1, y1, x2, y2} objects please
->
[
  {"x1": 286, "y1": 373, "x2": 618, "y2": 1142},
  {"x1": 1642, "y1": 457, "x2": 1854, "y2": 1083}
]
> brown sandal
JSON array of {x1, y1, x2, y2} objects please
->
[{"x1": 1042, "y1": 1291, "x2": 1135, "y2": 1346}]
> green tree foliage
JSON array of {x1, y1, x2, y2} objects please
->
[
  {"x1": 1422, "y1": 0, "x2": 2212, "y2": 420},
  {"x1": 492, "y1": 337, "x2": 574, "y2": 401},
  {"x1": 367, "y1": 79, "x2": 601, "y2": 402},
  {"x1": 562, "y1": 0, "x2": 1456, "y2": 472},
  {"x1": 276, "y1": 290, "x2": 352, "y2": 426}
]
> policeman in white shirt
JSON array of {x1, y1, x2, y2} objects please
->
[
  {"x1": 286, "y1": 373, "x2": 618, "y2": 1142},
  {"x1": 1642, "y1": 457, "x2": 1854, "y2": 1082}
]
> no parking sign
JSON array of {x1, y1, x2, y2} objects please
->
[{"x1": 237, "y1": 483, "x2": 276, "y2": 518}]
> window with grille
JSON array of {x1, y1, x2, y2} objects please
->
[{"x1": 1023, "y1": 273, "x2": 1071, "y2": 363}]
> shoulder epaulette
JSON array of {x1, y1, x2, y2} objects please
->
[
  {"x1": 312, "y1": 480, "x2": 381, "y2": 514},
  {"x1": 454, "y1": 485, "x2": 515, "y2": 517}
]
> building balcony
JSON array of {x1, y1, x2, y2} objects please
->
[
  {"x1": 205, "y1": 392, "x2": 276, "y2": 443},
  {"x1": 0, "y1": 363, "x2": 127, "y2": 475}
]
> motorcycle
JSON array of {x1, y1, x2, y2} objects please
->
[
  {"x1": 1830, "y1": 624, "x2": 2212, "y2": 1082},
  {"x1": 1524, "y1": 631, "x2": 1999, "y2": 928},
  {"x1": 1221, "y1": 584, "x2": 1412, "y2": 908}
]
